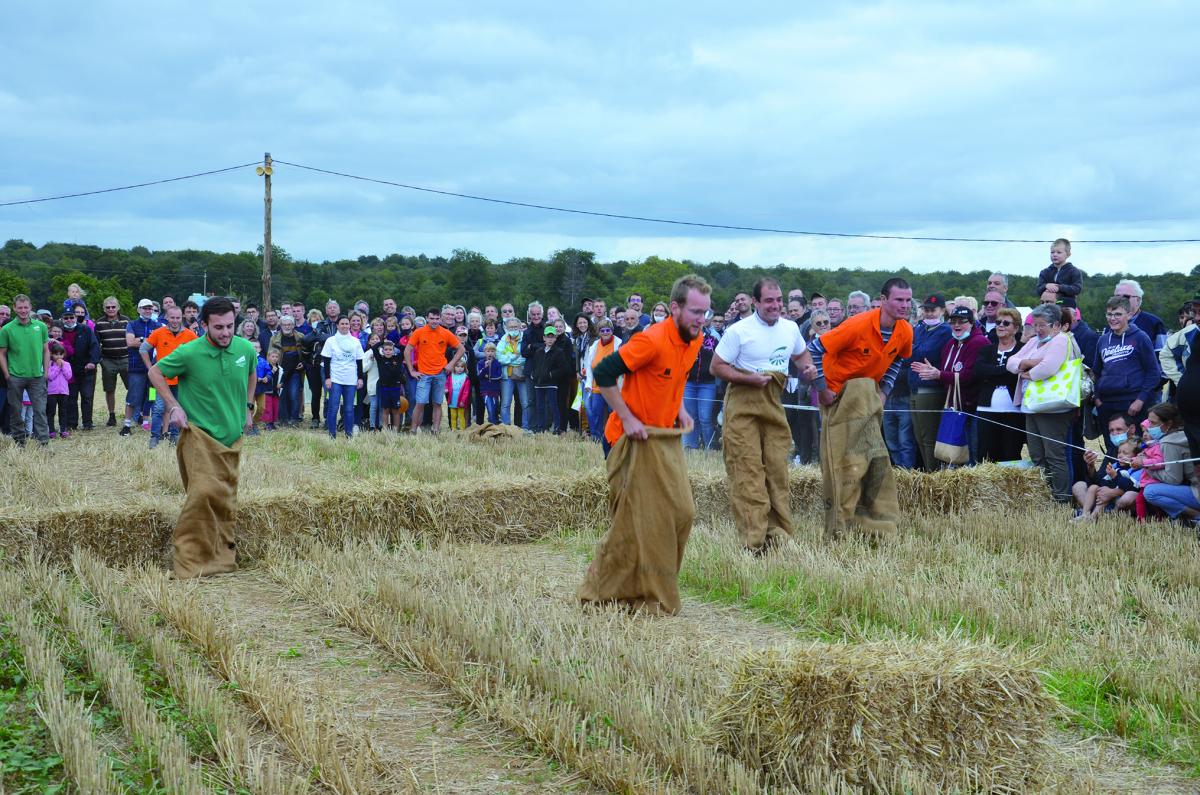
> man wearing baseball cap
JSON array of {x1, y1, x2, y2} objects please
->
[
  {"x1": 908, "y1": 293, "x2": 951, "y2": 471},
  {"x1": 120, "y1": 299, "x2": 161, "y2": 436}
]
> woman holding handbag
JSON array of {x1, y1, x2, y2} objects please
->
[
  {"x1": 1007, "y1": 303, "x2": 1077, "y2": 503},
  {"x1": 910, "y1": 306, "x2": 989, "y2": 466}
]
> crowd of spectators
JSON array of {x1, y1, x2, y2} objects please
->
[{"x1": 3, "y1": 238, "x2": 1200, "y2": 527}]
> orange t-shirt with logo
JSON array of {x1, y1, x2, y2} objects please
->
[
  {"x1": 818, "y1": 307, "x2": 913, "y2": 394},
  {"x1": 604, "y1": 320, "x2": 701, "y2": 444},
  {"x1": 407, "y1": 325, "x2": 460, "y2": 375},
  {"x1": 146, "y1": 326, "x2": 198, "y2": 386}
]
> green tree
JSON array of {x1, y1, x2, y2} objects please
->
[
  {"x1": 50, "y1": 271, "x2": 133, "y2": 318},
  {"x1": 621, "y1": 256, "x2": 690, "y2": 304},
  {"x1": 0, "y1": 269, "x2": 29, "y2": 306}
]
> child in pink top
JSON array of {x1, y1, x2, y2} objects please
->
[{"x1": 46, "y1": 342, "x2": 73, "y2": 438}]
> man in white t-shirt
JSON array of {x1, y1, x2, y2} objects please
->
[{"x1": 711, "y1": 278, "x2": 815, "y2": 554}]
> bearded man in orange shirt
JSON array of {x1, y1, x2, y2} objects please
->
[{"x1": 578, "y1": 274, "x2": 711, "y2": 616}]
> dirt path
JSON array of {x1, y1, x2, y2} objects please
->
[{"x1": 192, "y1": 570, "x2": 596, "y2": 795}]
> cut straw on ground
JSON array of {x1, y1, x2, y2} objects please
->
[
  {"x1": 0, "y1": 574, "x2": 121, "y2": 795},
  {"x1": 71, "y1": 549, "x2": 312, "y2": 795},
  {"x1": 130, "y1": 565, "x2": 395, "y2": 795},
  {"x1": 259, "y1": 535, "x2": 1089, "y2": 794}
]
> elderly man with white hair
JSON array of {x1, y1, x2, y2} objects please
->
[
  {"x1": 1114, "y1": 278, "x2": 1167, "y2": 351},
  {"x1": 846, "y1": 291, "x2": 870, "y2": 317},
  {"x1": 986, "y1": 273, "x2": 1017, "y2": 308}
]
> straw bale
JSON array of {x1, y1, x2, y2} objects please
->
[
  {"x1": 0, "y1": 434, "x2": 1049, "y2": 567},
  {"x1": 708, "y1": 640, "x2": 1057, "y2": 792}
]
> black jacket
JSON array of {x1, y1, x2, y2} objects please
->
[
  {"x1": 63, "y1": 323, "x2": 100, "y2": 371},
  {"x1": 972, "y1": 342, "x2": 1021, "y2": 408},
  {"x1": 528, "y1": 340, "x2": 571, "y2": 386},
  {"x1": 1036, "y1": 262, "x2": 1084, "y2": 306}
]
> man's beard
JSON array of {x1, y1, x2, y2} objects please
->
[{"x1": 675, "y1": 317, "x2": 695, "y2": 342}]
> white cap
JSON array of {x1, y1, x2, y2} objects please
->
[{"x1": 137, "y1": 299, "x2": 154, "y2": 309}]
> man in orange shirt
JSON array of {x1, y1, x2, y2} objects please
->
[
  {"x1": 141, "y1": 305, "x2": 197, "y2": 448},
  {"x1": 406, "y1": 307, "x2": 465, "y2": 433},
  {"x1": 807, "y1": 278, "x2": 913, "y2": 541},
  {"x1": 578, "y1": 274, "x2": 710, "y2": 616}
]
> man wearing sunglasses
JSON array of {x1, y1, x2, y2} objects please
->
[{"x1": 980, "y1": 290, "x2": 1004, "y2": 341}]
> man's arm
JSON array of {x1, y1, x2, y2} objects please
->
[
  {"x1": 246, "y1": 365, "x2": 257, "y2": 431},
  {"x1": 445, "y1": 343, "x2": 465, "y2": 372},
  {"x1": 0, "y1": 347, "x2": 9, "y2": 382},
  {"x1": 138, "y1": 339, "x2": 155, "y2": 371},
  {"x1": 593, "y1": 349, "x2": 646, "y2": 439}
]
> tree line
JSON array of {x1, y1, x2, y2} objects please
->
[{"x1": 2, "y1": 238, "x2": 1197, "y2": 328}]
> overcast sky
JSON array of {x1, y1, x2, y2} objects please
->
[{"x1": 2, "y1": 2, "x2": 1198, "y2": 278}]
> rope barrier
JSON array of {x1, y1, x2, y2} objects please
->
[{"x1": 685, "y1": 394, "x2": 1200, "y2": 465}]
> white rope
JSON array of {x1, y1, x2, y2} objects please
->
[{"x1": 685, "y1": 394, "x2": 1200, "y2": 466}]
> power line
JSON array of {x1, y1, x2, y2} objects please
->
[
  {"x1": 0, "y1": 162, "x2": 262, "y2": 207},
  {"x1": 273, "y1": 159, "x2": 1200, "y2": 245}
]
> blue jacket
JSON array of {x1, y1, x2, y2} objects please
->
[
  {"x1": 1071, "y1": 319, "x2": 1100, "y2": 368},
  {"x1": 1130, "y1": 311, "x2": 1167, "y2": 351},
  {"x1": 908, "y1": 321, "x2": 952, "y2": 391},
  {"x1": 125, "y1": 316, "x2": 161, "y2": 373},
  {"x1": 1092, "y1": 325, "x2": 1160, "y2": 406}
]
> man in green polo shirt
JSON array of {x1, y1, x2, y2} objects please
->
[
  {"x1": 0, "y1": 294, "x2": 50, "y2": 446},
  {"x1": 148, "y1": 296, "x2": 256, "y2": 578}
]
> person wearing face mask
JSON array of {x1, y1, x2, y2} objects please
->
[
  {"x1": 1092, "y1": 296, "x2": 1161, "y2": 454},
  {"x1": 1072, "y1": 415, "x2": 1139, "y2": 516},
  {"x1": 496, "y1": 317, "x2": 527, "y2": 426},
  {"x1": 650, "y1": 302, "x2": 669, "y2": 324},
  {"x1": 1007, "y1": 303, "x2": 1078, "y2": 503},
  {"x1": 910, "y1": 307, "x2": 989, "y2": 465},
  {"x1": 1140, "y1": 403, "x2": 1200, "y2": 523},
  {"x1": 907, "y1": 294, "x2": 952, "y2": 471},
  {"x1": 59, "y1": 309, "x2": 100, "y2": 433}
]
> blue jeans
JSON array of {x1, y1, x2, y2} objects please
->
[
  {"x1": 882, "y1": 392, "x2": 916, "y2": 468},
  {"x1": 368, "y1": 393, "x2": 380, "y2": 429},
  {"x1": 518, "y1": 379, "x2": 533, "y2": 430},
  {"x1": 326, "y1": 383, "x2": 357, "y2": 438},
  {"x1": 279, "y1": 371, "x2": 303, "y2": 423},
  {"x1": 500, "y1": 378, "x2": 518, "y2": 424},
  {"x1": 483, "y1": 394, "x2": 499, "y2": 423},
  {"x1": 682, "y1": 382, "x2": 717, "y2": 449},
  {"x1": 586, "y1": 391, "x2": 609, "y2": 442},
  {"x1": 414, "y1": 373, "x2": 446, "y2": 405},
  {"x1": 533, "y1": 384, "x2": 559, "y2": 433},
  {"x1": 404, "y1": 378, "x2": 416, "y2": 425},
  {"x1": 127, "y1": 371, "x2": 151, "y2": 419},
  {"x1": 1143, "y1": 483, "x2": 1200, "y2": 518},
  {"x1": 150, "y1": 385, "x2": 179, "y2": 441}
]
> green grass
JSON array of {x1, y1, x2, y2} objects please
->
[{"x1": 0, "y1": 625, "x2": 66, "y2": 794}]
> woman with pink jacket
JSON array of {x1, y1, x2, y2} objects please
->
[{"x1": 1006, "y1": 303, "x2": 1078, "y2": 503}]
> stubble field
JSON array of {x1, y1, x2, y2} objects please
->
[{"x1": 1, "y1": 425, "x2": 1199, "y2": 793}]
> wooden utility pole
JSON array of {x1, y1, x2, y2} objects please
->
[{"x1": 257, "y1": 152, "x2": 273, "y2": 308}]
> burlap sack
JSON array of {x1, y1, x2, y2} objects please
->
[
  {"x1": 819, "y1": 377, "x2": 899, "y2": 543},
  {"x1": 172, "y1": 426, "x2": 242, "y2": 579},
  {"x1": 464, "y1": 422, "x2": 523, "y2": 441},
  {"x1": 578, "y1": 427, "x2": 694, "y2": 616},
  {"x1": 722, "y1": 371, "x2": 793, "y2": 551}
]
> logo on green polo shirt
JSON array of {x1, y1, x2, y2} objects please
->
[{"x1": 235, "y1": 354, "x2": 247, "y2": 367}]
